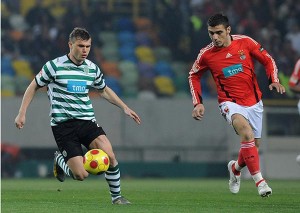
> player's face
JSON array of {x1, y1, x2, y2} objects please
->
[
  {"x1": 68, "y1": 38, "x2": 91, "y2": 65},
  {"x1": 208, "y1": 25, "x2": 231, "y2": 48}
]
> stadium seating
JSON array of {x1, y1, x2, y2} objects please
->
[
  {"x1": 134, "y1": 17, "x2": 152, "y2": 32},
  {"x1": 119, "y1": 44, "x2": 137, "y2": 62},
  {"x1": 12, "y1": 59, "x2": 34, "y2": 80},
  {"x1": 115, "y1": 17, "x2": 135, "y2": 32},
  {"x1": 118, "y1": 31, "x2": 136, "y2": 47},
  {"x1": 171, "y1": 61, "x2": 190, "y2": 92},
  {"x1": 105, "y1": 76, "x2": 122, "y2": 96},
  {"x1": 98, "y1": 31, "x2": 119, "y2": 46},
  {"x1": 154, "y1": 61, "x2": 174, "y2": 78},
  {"x1": 135, "y1": 46, "x2": 156, "y2": 64},
  {"x1": 1, "y1": 56, "x2": 15, "y2": 76},
  {"x1": 118, "y1": 60, "x2": 139, "y2": 97},
  {"x1": 153, "y1": 46, "x2": 172, "y2": 62},
  {"x1": 100, "y1": 45, "x2": 120, "y2": 62},
  {"x1": 154, "y1": 76, "x2": 176, "y2": 97},
  {"x1": 136, "y1": 31, "x2": 152, "y2": 46},
  {"x1": 1, "y1": 75, "x2": 16, "y2": 97},
  {"x1": 137, "y1": 62, "x2": 155, "y2": 78},
  {"x1": 100, "y1": 61, "x2": 121, "y2": 79}
]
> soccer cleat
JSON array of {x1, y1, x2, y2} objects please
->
[
  {"x1": 53, "y1": 151, "x2": 65, "y2": 182},
  {"x1": 258, "y1": 181, "x2": 272, "y2": 197},
  {"x1": 227, "y1": 160, "x2": 241, "y2": 194},
  {"x1": 112, "y1": 196, "x2": 131, "y2": 205}
]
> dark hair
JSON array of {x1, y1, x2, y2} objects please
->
[
  {"x1": 207, "y1": 13, "x2": 229, "y2": 28},
  {"x1": 69, "y1": 27, "x2": 91, "y2": 42}
]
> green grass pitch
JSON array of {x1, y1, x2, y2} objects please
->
[{"x1": 1, "y1": 178, "x2": 300, "y2": 213}]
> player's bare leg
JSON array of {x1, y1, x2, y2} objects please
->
[
  {"x1": 67, "y1": 156, "x2": 89, "y2": 180},
  {"x1": 53, "y1": 152, "x2": 84, "y2": 181},
  {"x1": 90, "y1": 135, "x2": 131, "y2": 204},
  {"x1": 232, "y1": 114, "x2": 272, "y2": 197}
]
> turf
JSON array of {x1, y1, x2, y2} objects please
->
[{"x1": 1, "y1": 178, "x2": 300, "y2": 213}]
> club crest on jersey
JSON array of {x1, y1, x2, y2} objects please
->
[
  {"x1": 62, "y1": 150, "x2": 67, "y2": 157},
  {"x1": 84, "y1": 66, "x2": 89, "y2": 74},
  {"x1": 238, "y1": 50, "x2": 246, "y2": 60},
  {"x1": 67, "y1": 80, "x2": 87, "y2": 93},
  {"x1": 224, "y1": 106, "x2": 229, "y2": 114}
]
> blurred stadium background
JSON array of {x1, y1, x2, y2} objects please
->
[{"x1": 1, "y1": 0, "x2": 300, "y2": 179}]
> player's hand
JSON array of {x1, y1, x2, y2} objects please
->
[
  {"x1": 15, "y1": 114, "x2": 26, "y2": 129},
  {"x1": 269, "y1": 82, "x2": 286, "y2": 94},
  {"x1": 192, "y1": 104, "x2": 205, "y2": 121},
  {"x1": 124, "y1": 107, "x2": 141, "y2": 124}
]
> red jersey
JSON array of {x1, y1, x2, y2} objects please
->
[
  {"x1": 289, "y1": 59, "x2": 300, "y2": 89},
  {"x1": 189, "y1": 35, "x2": 279, "y2": 106}
]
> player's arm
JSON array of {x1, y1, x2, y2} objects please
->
[
  {"x1": 289, "y1": 80, "x2": 300, "y2": 93},
  {"x1": 192, "y1": 103, "x2": 205, "y2": 121},
  {"x1": 189, "y1": 71, "x2": 205, "y2": 120},
  {"x1": 99, "y1": 86, "x2": 141, "y2": 124},
  {"x1": 15, "y1": 79, "x2": 40, "y2": 129},
  {"x1": 188, "y1": 51, "x2": 207, "y2": 120},
  {"x1": 248, "y1": 38, "x2": 285, "y2": 94},
  {"x1": 289, "y1": 59, "x2": 300, "y2": 94}
]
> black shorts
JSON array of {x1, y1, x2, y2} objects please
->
[{"x1": 51, "y1": 119, "x2": 106, "y2": 162}]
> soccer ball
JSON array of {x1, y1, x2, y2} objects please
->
[{"x1": 83, "y1": 149, "x2": 110, "y2": 175}]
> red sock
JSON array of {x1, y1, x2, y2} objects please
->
[
  {"x1": 232, "y1": 164, "x2": 241, "y2": 176},
  {"x1": 237, "y1": 148, "x2": 246, "y2": 168},
  {"x1": 240, "y1": 140, "x2": 260, "y2": 175},
  {"x1": 231, "y1": 149, "x2": 246, "y2": 176}
]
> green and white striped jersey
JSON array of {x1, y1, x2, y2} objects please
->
[{"x1": 35, "y1": 55, "x2": 106, "y2": 126}]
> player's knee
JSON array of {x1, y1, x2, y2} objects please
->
[
  {"x1": 74, "y1": 174, "x2": 88, "y2": 181},
  {"x1": 73, "y1": 170, "x2": 89, "y2": 181},
  {"x1": 244, "y1": 132, "x2": 254, "y2": 142},
  {"x1": 237, "y1": 124, "x2": 254, "y2": 141},
  {"x1": 255, "y1": 140, "x2": 260, "y2": 148},
  {"x1": 108, "y1": 153, "x2": 117, "y2": 166}
]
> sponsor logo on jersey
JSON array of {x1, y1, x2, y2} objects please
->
[
  {"x1": 67, "y1": 80, "x2": 87, "y2": 93},
  {"x1": 238, "y1": 50, "x2": 246, "y2": 60},
  {"x1": 226, "y1": 53, "x2": 232, "y2": 58},
  {"x1": 222, "y1": 64, "x2": 243, "y2": 78}
]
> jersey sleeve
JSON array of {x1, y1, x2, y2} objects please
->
[
  {"x1": 246, "y1": 37, "x2": 279, "y2": 84},
  {"x1": 289, "y1": 59, "x2": 300, "y2": 88},
  {"x1": 188, "y1": 49, "x2": 209, "y2": 106},
  {"x1": 35, "y1": 61, "x2": 56, "y2": 87},
  {"x1": 92, "y1": 65, "x2": 106, "y2": 90}
]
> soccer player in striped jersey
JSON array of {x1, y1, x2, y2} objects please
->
[
  {"x1": 15, "y1": 27, "x2": 141, "y2": 204},
  {"x1": 188, "y1": 14, "x2": 285, "y2": 197}
]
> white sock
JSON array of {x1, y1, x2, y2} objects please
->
[
  {"x1": 235, "y1": 162, "x2": 243, "y2": 172},
  {"x1": 252, "y1": 172, "x2": 264, "y2": 185}
]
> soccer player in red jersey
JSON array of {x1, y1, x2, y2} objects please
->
[
  {"x1": 289, "y1": 58, "x2": 300, "y2": 115},
  {"x1": 188, "y1": 14, "x2": 285, "y2": 197},
  {"x1": 289, "y1": 58, "x2": 300, "y2": 167}
]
